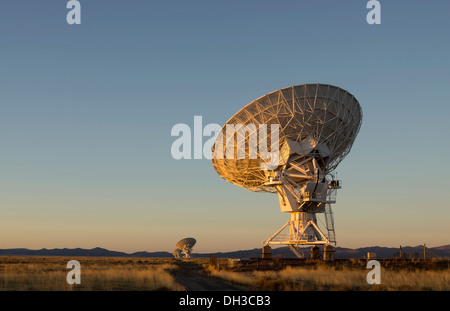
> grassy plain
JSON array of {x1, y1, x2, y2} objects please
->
[
  {"x1": 208, "y1": 258, "x2": 450, "y2": 291},
  {"x1": 0, "y1": 256, "x2": 448, "y2": 291},
  {"x1": 0, "y1": 256, "x2": 185, "y2": 291}
]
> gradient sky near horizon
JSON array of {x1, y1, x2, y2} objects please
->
[{"x1": 0, "y1": 1, "x2": 449, "y2": 253}]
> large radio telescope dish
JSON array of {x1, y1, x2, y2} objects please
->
[
  {"x1": 211, "y1": 83, "x2": 362, "y2": 258},
  {"x1": 212, "y1": 84, "x2": 362, "y2": 193},
  {"x1": 175, "y1": 238, "x2": 196, "y2": 258}
]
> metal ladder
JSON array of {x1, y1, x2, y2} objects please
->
[
  {"x1": 288, "y1": 245, "x2": 305, "y2": 258},
  {"x1": 324, "y1": 204, "x2": 336, "y2": 244}
]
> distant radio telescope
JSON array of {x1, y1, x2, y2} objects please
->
[
  {"x1": 175, "y1": 238, "x2": 196, "y2": 258},
  {"x1": 211, "y1": 84, "x2": 362, "y2": 258}
]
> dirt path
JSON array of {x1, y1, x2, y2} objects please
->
[{"x1": 171, "y1": 260, "x2": 247, "y2": 291}]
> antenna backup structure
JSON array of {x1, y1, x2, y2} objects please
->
[{"x1": 211, "y1": 84, "x2": 362, "y2": 258}]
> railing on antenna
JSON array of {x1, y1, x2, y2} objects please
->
[
  {"x1": 271, "y1": 234, "x2": 290, "y2": 242},
  {"x1": 329, "y1": 180, "x2": 342, "y2": 189}
]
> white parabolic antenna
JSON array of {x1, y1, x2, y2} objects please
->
[
  {"x1": 175, "y1": 237, "x2": 196, "y2": 258},
  {"x1": 211, "y1": 84, "x2": 362, "y2": 258}
]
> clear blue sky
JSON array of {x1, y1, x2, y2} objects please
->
[{"x1": 0, "y1": 1, "x2": 449, "y2": 253}]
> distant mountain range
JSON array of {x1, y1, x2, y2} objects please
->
[{"x1": 0, "y1": 245, "x2": 449, "y2": 259}]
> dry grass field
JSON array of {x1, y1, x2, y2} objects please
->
[
  {"x1": 207, "y1": 258, "x2": 450, "y2": 291},
  {"x1": 0, "y1": 257, "x2": 185, "y2": 291},
  {"x1": 209, "y1": 264, "x2": 450, "y2": 291},
  {"x1": 0, "y1": 256, "x2": 448, "y2": 291}
]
